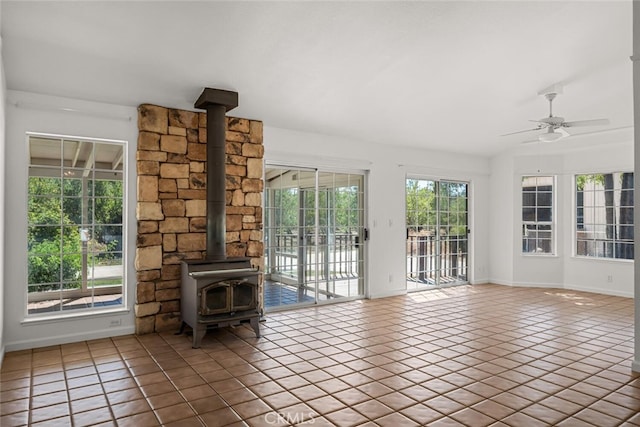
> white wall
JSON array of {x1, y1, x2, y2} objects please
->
[
  {"x1": 2, "y1": 103, "x2": 492, "y2": 351},
  {"x1": 6, "y1": 91, "x2": 630, "y2": 353},
  {"x1": 2, "y1": 89, "x2": 632, "y2": 351},
  {"x1": 489, "y1": 152, "x2": 515, "y2": 285},
  {"x1": 3, "y1": 91, "x2": 138, "y2": 351},
  {"x1": 632, "y1": 0, "x2": 640, "y2": 373},
  {"x1": 264, "y1": 126, "x2": 491, "y2": 299},
  {"x1": 512, "y1": 154, "x2": 566, "y2": 288},
  {"x1": 562, "y1": 143, "x2": 634, "y2": 296},
  {"x1": 490, "y1": 133, "x2": 635, "y2": 297},
  {"x1": 0, "y1": 6, "x2": 6, "y2": 363}
]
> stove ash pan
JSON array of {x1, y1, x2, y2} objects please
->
[{"x1": 180, "y1": 258, "x2": 261, "y2": 348}]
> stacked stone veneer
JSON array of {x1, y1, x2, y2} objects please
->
[{"x1": 134, "y1": 104, "x2": 264, "y2": 334}]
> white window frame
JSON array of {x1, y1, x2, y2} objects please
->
[
  {"x1": 574, "y1": 172, "x2": 634, "y2": 261},
  {"x1": 521, "y1": 175, "x2": 555, "y2": 256},
  {"x1": 25, "y1": 132, "x2": 128, "y2": 318}
]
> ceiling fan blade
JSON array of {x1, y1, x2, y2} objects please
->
[
  {"x1": 501, "y1": 127, "x2": 545, "y2": 136},
  {"x1": 563, "y1": 118, "x2": 610, "y2": 128},
  {"x1": 557, "y1": 127, "x2": 570, "y2": 138}
]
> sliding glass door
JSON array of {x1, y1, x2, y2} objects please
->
[
  {"x1": 406, "y1": 178, "x2": 469, "y2": 289},
  {"x1": 264, "y1": 166, "x2": 366, "y2": 309}
]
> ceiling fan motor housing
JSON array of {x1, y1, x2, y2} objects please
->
[{"x1": 540, "y1": 116, "x2": 564, "y2": 126}]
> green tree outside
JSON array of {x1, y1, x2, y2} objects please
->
[{"x1": 27, "y1": 176, "x2": 123, "y2": 292}]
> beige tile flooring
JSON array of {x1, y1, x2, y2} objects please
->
[{"x1": 2, "y1": 284, "x2": 640, "y2": 426}]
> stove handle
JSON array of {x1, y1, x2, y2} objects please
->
[{"x1": 189, "y1": 267, "x2": 259, "y2": 278}]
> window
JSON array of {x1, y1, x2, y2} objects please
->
[
  {"x1": 575, "y1": 172, "x2": 633, "y2": 260},
  {"x1": 27, "y1": 134, "x2": 125, "y2": 315},
  {"x1": 522, "y1": 176, "x2": 554, "y2": 254}
]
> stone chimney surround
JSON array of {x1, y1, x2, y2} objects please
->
[{"x1": 134, "y1": 104, "x2": 264, "y2": 334}]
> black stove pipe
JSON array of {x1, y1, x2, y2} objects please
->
[{"x1": 194, "y1": 88, "x2": 238, "y2": 260}]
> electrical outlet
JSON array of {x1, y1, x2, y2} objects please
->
[
  {"x1": 109, "y1": 319, "x2": 121, "y2": 327},
  {"x1": 388, "y1": 274, "x2": 393, "y2": 283},
  {"x1": 607, "y1": 275, "x2": 613, "y2": 283}
]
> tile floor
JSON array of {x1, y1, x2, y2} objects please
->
[{"x1": 2, "y1": 284, "x2": 640, "y2": 426}]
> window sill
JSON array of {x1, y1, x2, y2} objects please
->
[
  {"x1": 21, "y1": 306, "x2": 130, "y2": 326},
  {"x1": 571, "y1": 255, "x2": 634, "y2": 264}
]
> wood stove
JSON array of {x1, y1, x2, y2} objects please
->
[
  {"x1": 179, "y1": 88, "x2": 262, "y2": 348},
  {"x1": 181, "y1": 258, "x2": 260, "y2": 348}
]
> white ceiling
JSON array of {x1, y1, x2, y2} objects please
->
[{"x1": 1, "y1": 1, "x2": 633, "y2": 157}]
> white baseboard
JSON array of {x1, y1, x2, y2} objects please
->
[
  {"x1": 510, "y1": 281, "x2": 563, "y2": 289},
  {"x1": 4, "y1": 325, "x2": 135, "y2": 353},
  {"x1": 369, "y1": 288, "x2": 407, "y2": 299},
  {"x1": 486, "y1": 278, "x2": 514, "y2": 286},
  {"x1": 486, "y1": 280, "x2": 633, "y2": 298},
  {"x1": 563, "y1": 283, "x2": 633, "y2": 298},
  {"x1": 0, "y1": 344, "x2": 5, "y2": 368}
]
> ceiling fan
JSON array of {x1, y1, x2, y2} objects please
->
[{"x1": 503, "y1": 90, "x2": 610, "y2": 143}]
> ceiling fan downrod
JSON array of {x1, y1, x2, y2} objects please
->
[{"x1": 545, "y1": 92, "x2": 557, "y2": 118}]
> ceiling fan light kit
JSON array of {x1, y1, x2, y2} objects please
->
[{"x1": 538, "y1": 129, "x2": 563, "y2": 143}]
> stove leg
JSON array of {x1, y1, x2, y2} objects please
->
[
  {"x1": 193, "y1": 327, "x2": 206, "y2": 348},
  {"x1": 176, "y1": 321, "x2": 187, "y2": 336},
  {"x1": 250, "y1": 316, "x2": 261, "y2": 338}
]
